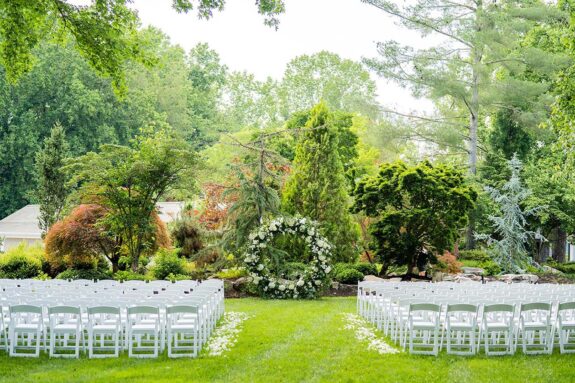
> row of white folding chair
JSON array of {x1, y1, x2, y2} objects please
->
[
  {"x1": 366, "y1": 298, "x2": 575, "y2": 356},
  {"x1": 0, "y1": 281, "x2": 223, "y2": 358},
  {"x1": 1, "y1": 302, "x2": 213, "y2": 358}
]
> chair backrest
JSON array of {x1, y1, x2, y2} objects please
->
[
  {"x1": 127, "y1": 305, "x2": 160, "y2": 315},
  {"x1": 520, "y1": 302, "x2": 551, "y2": 312},
  {"x1": 48, "y1": 305, "x2": 81, "y2": 315},
  {"x1": 483, "y1": 304, "x2": 515, "y2": 314},
  {"x1": 88, "y1": 306, "x2": 120, "y2": 315},
  {"x1": 409, "y1": 303, "x2": 441, "y2": 313},
  {"x1": 10, "y1": 304, "x2": 42, "y2": 314},
  {"x1": 447, "y1": 303, "x2": 477, "y2": 313},
  {"x1": 167, "y1": 305, "x2": 199, "y2": 315},
  {"x1": 558, "y1": 301, "x2": 575, "y2": 311}
]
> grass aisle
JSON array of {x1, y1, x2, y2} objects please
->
[{"x1": 0, "y1": 297, "x2": 573, "y2": 383}]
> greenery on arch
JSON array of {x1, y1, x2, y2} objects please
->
[{"x1": 244, "y1": 216, "x2": 333, "y2": 299}]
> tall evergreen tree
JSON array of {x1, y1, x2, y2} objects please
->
[
  {"x1": 34, "y1": 123, "x2": 70, "y2": 235},
  {"x1": 363, "y1": 0, "x2": 567, "y2": 175},
  {"x1": 475, "y1": 155, "x2": 544, "y2": 273},
  {"x1": 282, "y1": 102, "x2": 359, "y2": 262}
]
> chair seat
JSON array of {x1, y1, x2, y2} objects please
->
[
  {"x1": 13, "y1": 324, "x2": 41, "y2": 331},
  {"x1": 559, "y1": 321, "x2": 575, "y2": 329},
  {"x1": 411, "y1": 321, "x2": 436, "y2": 330},
  {"x1": 131, "y1": 324, "x2": 158, "y2": 332},
  {"x1": 485, "y1": 321, "x2": 512, "y2": 330},
  {"x1": 52, "y1": 324, "x2": 79, "y2": 332},
  {"x1": 92, "y1": 324, "x2": 119, "y2": 332},
  {"x1": 448, "y1": 321, "x2": 475, "y2": 331},
  {"x1": 522, "y1": 322, "x2": 548, "y2": 330},
  {"x1": 170, "y1": 324, "x2": 198, "y2": 331}
]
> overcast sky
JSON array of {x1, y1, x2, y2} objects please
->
[{"x1": 78, "y1": 0, "x2": 435, "y2": 112}]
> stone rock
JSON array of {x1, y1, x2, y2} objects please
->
[
  {"x1": 331, "y1": 281, "x2": 340, "y2": 290},
  {"x1": 442, "y1": 275, "x2": 455, "y2": 282},
  {"x1": 498, "y1": 274, "x2": 539, "y2": 284},
  {"x1": 542, "y1": 265, "x2": 562, "y2": 274},
  {"x1": 363, "y1": 275, "x2": 385, "y2": 282},
  {"x1": 454, "y1": 276, "x2": 475, "y2": 283},
  {"x1": 388, "y1": 277, "x2": 402, "y2": 282},
  {"x1": 232, "y1": 277, "x2": 249, "y2": 290},
  {"x1": 461, "y1": 267, "x2": 485, "y2": 276},
  {"x1": 432, "y1": 271, "x2": 444, "y2": 282},
  {"x1": 339, "y1": 283, "x2": 358, "y2": 294}
]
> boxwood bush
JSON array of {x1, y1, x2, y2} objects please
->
[
  {"x1": 333, "y1": 262, "x2": 377, "y2": 284},
  {"x1": 56, "y1": 268, "x2": 113, "y2": 281},
  {"x1": 353, "y1": 263, "x2": 378, "y2": 276},
  {"x1": 151, "y1": 248, "x2": 185, "y2": 280},
  {"x1": 0, "y1": 243, "x2": 44, "y2": 279},
  {"x1": 113, "y1": 270, "x2": 147, "y2": 281},
  {"x1": 335, "y1": 268, "x2": 364, "y2": 284},
  {"x1": 458, "y1": 249, "x2": 490, "y2": 262}
]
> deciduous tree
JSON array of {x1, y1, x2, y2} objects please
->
[{"x1": 352, "y1": 161, "x2": 476, "y2": 275}]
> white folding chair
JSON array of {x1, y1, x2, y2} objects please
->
[
  {"x1": 0, "y1": 305, "x2": 7, "y2": 352},
  {"x1": 518, "y1": 302, "x2": 553, "y2": 355},
  {"x1": 444, "y1": 303, "x2": 479, "y2": 355},
  {"x1": 481, "y1": 304, "x2": 515, "y2": 356},
  {"x1": 8, "y1": 305, "x2": 43, "y2": 357},
  {"x1": 126, "y1": 306, "x2": 161, "y2": 358},
  {"x1": 405, "y1": 303, "x2": 442, "y2": 355},
  {"x1": 48, "y1": 306, "x2": 82, "y2": 358},
  {"x1": 166, "y1": 305, "x2": 200, "y2": 358},
  {"x1": 87, "y1": 306, "x2": 121, "y2": 358},
  {"x1": 557, "y1": 302, "x2": 575, "y2": 354}
]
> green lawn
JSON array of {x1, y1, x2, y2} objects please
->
[{"x1": 0, "y1": 297, "x2": 573, "y2": 383}]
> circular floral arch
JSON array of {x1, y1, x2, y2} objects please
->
[{"x1": 244, "y1": 216, "x2": 333, "y2": 299}]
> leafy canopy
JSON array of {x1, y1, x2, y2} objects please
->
[
  {"x1": 0, "y1": 0, "x2": 285, "y2": 91},
  {"x1": 66, "y1": 128, "x2": 195, "y2": 271},
  {"x1": 352, "y1": 161, "x2": 476, "y2": 273}
]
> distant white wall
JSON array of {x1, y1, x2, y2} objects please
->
[{"x1": 2, "y1": 237, "x2": 43, "y2": 252}]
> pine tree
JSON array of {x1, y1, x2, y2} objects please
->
[
  {"x1": 282, "y1": 102, "x2": 359, "y2": 262},
  {"x1": 34, "y1": 123, "x2": 70, "y2": 236},
  {"x1": 475, "y1": 154, "x2": 544, "y2": 273}
]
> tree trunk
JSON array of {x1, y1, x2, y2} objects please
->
[
  {"x1": 465, "y1": 213, "x2": 476, "y2": 249},
  {"x1": 465, "y1": 17, "x2": 481, "y2": 248},
  {"x1": 551, "y1": 226, "x2": 567, "y2": 263},
  {"x1": 131, "y1": 257, "x2": 138, "y2": 273}
]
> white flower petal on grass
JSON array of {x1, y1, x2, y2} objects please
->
[
  {"x1": 342, "y1": 313, "x2": 399, "y2": 355},
  {"x1": 205, "y1": 312, "x2": 251, "y2": 357}
]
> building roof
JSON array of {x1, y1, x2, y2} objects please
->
[
  {"x1": 0, "y1": 205, "x2": 42, "y2": 239},
  {"x1": 0, "y1": 202, "x2": 184, "y2": 240}
]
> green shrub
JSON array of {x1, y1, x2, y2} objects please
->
[
  {"x1": 56, "y1": 268, "x2": 113, "y2": 280},
  {"x1": 353, "y1": 263, "x2": 378, "y2": 276},
  {"x1": 152, "y1": 248, "x2": 185, "y2": 280},
  {"x1": 0, "y1": 243, "x2": 44, "y2": 279},
  {"x1": 215, "y1": 267, "x2": 247, "y2": 280},
  {"x1": 335, "y1": 268, "x2": 364, "y2": 284},
  {"x1": 281, "y1": 262, "x2": 308, "y2": 279},
  {"x1": 166, "y1": 273, "x2": 190, "y2": 282},
  {"x1": 481, "y1": 260, "x2": 501, "y2": 276},
  {"x1": 114, "y1": 270, "x2": 147, "y2": 281},
  {"x1": 458, "y1": 250, "x2": 490, "y2": 262},
  {"x1": 170, "y1": 215, "x2": 204, "y2": 258},
  {"x1": 333, "y1": 263, "x2": 365, "y2": 284},
  {"x1": 548, "y1": 262, "x2": 575, "y2": 275}
]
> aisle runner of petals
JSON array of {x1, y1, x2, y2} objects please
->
[
  {"x1": 342, "y1": 313, "x2": 399, "y2": 354},
  {"x1": 205, "y1": 312, "x2": 251, "y2": 356}
]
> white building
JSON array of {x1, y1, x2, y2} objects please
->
[{"x1": 0, "y1": 202, "x2": 184, "y2": 252}]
